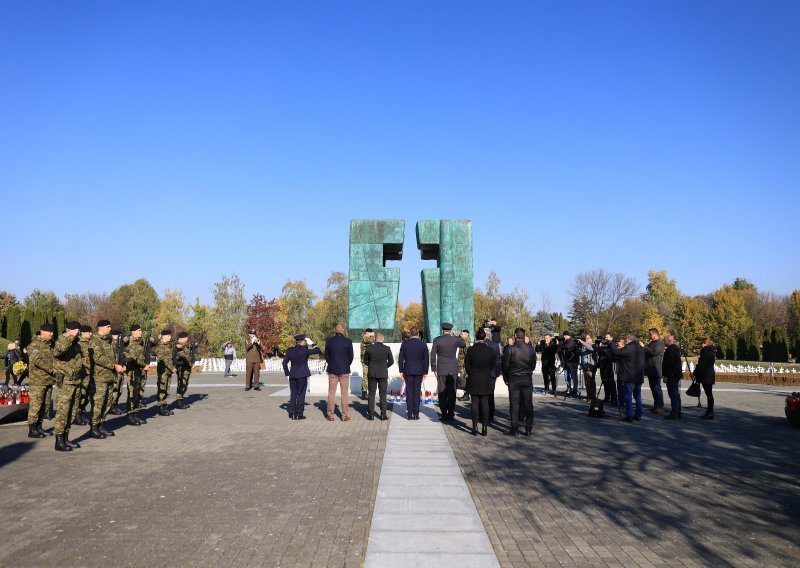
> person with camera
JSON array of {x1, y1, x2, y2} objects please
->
[
  {"x1": 558, "y1": 331, "x2": 579, "y2": 397},
  {"x1": 223, "y1": 341, "x2": 237, "y2": 377},
  {"x1": 596, "y1": 334, "x2": 617, "y2": 404},
  {"x1": 577, "y1": 334, "x2": 598, "y2": 400},
  {"x1": 537, "y1": 334, "x2": 558, "y2": 396},
  {"x1": 693, "y1": 337, "x2": 716, "y2": 420},
  {"x1": 488, "y1": 319, "x2": 501, "y2": 345},
  {"x1": 612, "y1": 334, "x2": 645, "y2": 422},
  {"x1": 642, "y1": 328, "x2": 665, "y2": 415},
  {"x1": 244, "y1": 329, "x2": 263, "y2": 391},
  {"x1": 501, "y1": 327, "x2": 537, "y2": 437},
  {"x1": 662, "y1": 335, "x2": 683, "y2": 419}
]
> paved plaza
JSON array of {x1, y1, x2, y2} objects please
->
[{"x1": 1, "y1": 372, "x2": 799, "y2": 567}]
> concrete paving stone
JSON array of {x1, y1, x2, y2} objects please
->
[
  {"x1": 367, "y1": 530, "x2": 494, "y2": 553},
  {"x1": 364, "y1": 551, "x2": 500, "y2": 568}
]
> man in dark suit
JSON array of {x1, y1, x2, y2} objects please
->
[
  {"x1": 244, "y1": 329, "x2": 263, "y2": 391},
  {"x1": 537, "y1": 334, "x2": 559, "y2": 396},
  {"x1": 324, "y1": 323, "x2": 354, "y2": 421},
  {"x1": 662, "y1": 335, "x2": 683, "y2": 420},
  {"x1": 282, "y1": 334, "x2": 322, "y2": 420},
  {"x1": 398, "y1": 325, "x2": 429, "y2": 420},
  {"x1": 501, "y1": 328, "x2": 537, "y2": 436},
  {"x1": 431, "y1": 323, "x2": 466, "y2": 421},
  {"x1": 484, "y1": 327, "x2": 502, "y2": 421},
  {"x1": 612, "y1": 334, "x2": 645, "y2": 422},
  {"x1": 364, "y1": 333, "x2": 394, "y2": 420}
]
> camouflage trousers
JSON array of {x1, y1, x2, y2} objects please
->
[
  {"x1": 54, "y1": 382, "x2": 80, "y2": 435},
  {"x1": 361, "y1": 364, "x2": 369, "y2": 393},
  {"x1": 27, "y1": 383, "x2": 53, "y2": 426},
  {"x1": 157, "y1": 370, "x2": 172, "y2": 406},
  {"x1": 126, "y1": 367, "x2": 145, "y2": 414},
  {"x1": 176, "y1": 367, "x2": 191, "y2": 400},
  {"x1": 91, "y1": 381, "x2": 113, "y2": 426},
  {"x1": 107, "y1": 373, "x2": 125, "y2": 410},
  {"x1": 139, "y1": 369, "x2": 149, "y2": 406},
  {"x1": 74, "y1": 376, "x2": 92, "y2": 422}
]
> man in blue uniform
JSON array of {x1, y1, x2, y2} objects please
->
[
  {"x1": 398, "y1": 325, "x2": 429, "y2": 420},
  {"x1": 282, "y1": 334, "x2": 322, "y2": 420}
]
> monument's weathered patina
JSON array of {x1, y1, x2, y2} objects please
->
[
  {"x1": 417, "y1": 220, "x2": 474, "y2": 342},
  {"x1": 347, "y1": 220, "x2": 404, "y2": 341}
]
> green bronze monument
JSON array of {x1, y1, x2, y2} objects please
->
[{"x1": 347, "y1": 219, "x2": 473, "y2": 342}]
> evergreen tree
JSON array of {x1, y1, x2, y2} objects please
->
[
  {"x1": 736, "y1": 335, "x2": 748, "y2": 361},
  {"x1": 724, "y1": 339, "x2": 736, "y2": 361},
  {"x1": 772, "y1": 328, "x2": 789, "y2": 362},
  {"x1": 745, "y1": 326, "x2": 760, "y2": 361},
  {"x1": 3, "y1": 305, "x2": 22, "y2": 341},
  {"x1": 762, "y1": 331, "x2": 773, "y2": 362},
  {"x1": 531, "y1": 311, "x2": 556, "y2": 339}
]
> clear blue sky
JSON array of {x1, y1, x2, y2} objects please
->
[{"x1": 2, "y1": 1, "x2": 798, "y2": 313}]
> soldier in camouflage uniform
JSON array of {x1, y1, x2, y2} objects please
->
[
  {"x1": 174, "y1": 331, "x2": 193, "y2": 410},
  {"x1": 52, "y1": 322, "x2": 85, "y2": 451},
  {"x1": 26, "y1": 324, "x2": 56, "y2": 439},
  {"x1": 88, "y1": 320, "x2": 125, "y2": 439},
  {"x1": 106, "y1": 330, "x2": 126, "y2": 415},
  {"x1": 457, "y1": 329, "x2": 472, "y2": 402},
  {"x1": 123, "y1": 325, "x2": 147, "y2": 425},
  {"x1": 155, "y1": 330, "x2": 175, "y2": 416},
  {"x1": 73, "y1": 325, "x2": 93, "y2": 425},
  {"x1": 360, "y1": 329, "x2": 374, "y2": 400}
]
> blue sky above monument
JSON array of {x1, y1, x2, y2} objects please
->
[{"x1": 1, "y1": 1, "x2": 798, "y2": 312}]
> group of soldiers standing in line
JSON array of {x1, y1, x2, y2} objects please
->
[{"x1": 25, "y1": 320, "x2": 196, "y2": 451}]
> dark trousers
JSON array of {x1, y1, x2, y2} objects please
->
[
  {"x1": 584, "y1": 365, "x2": 597, "y2": 398},
  {"x1": 471, "y1": 395, "x2": 489, "y2": 428},
  {"x1": 368, "y1": 377, "x2": 387, "y2": 417},
  {"x1": 405, "y1": 375, "x2": 422, "y2": 418},
  {"x1": 508, "y1": 376, "x2": 533, "y2": 431},
  {"x1": 438, "y1": 374, "x2": 456, "y2": 418},
  {"x1": 666, "y1": 377, "x2": 682, "y2": 416},
  {"x1": 648, "y1": 375, "x2": 664, "y2": 409},
  {"x1": 488, "y1": 377, "x2": 497, "y2": 420},
  {"x1": 600, "y1": 365, "x2": 616, "y2": 403},
  {"x1": 245, "y1": 362, "x2": 260, "y2": 389},
  {"x1": 564, "y1": 362, "x2": 579, "y2": 393},
  {"x1": 288, "y1": 376, "x2": 308, "y2": 416},
  {"x1": 542, "y1": 365, "x2": 556, "y2": 393},
  {"x1": 703, "y1": 383, "x2": 714, "y2": 412}
]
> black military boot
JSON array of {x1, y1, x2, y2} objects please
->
[
  {"x1": 37, "y1": 421, "x2": 52, "y2": 436},
  {"x1": 55, "y1": 434, "x2": 72, "y2": 452},
  {"x1": 135, "y1": 411, "x2": 147, "y2": 424},
  {"x1": 458, "y1": 393, "x2": 471, "y2": 402},
  {"x1": 64, "y1": 431, "x2": 80, "y2": 448},
  {"x1": 175, "y1": 399, "x2": 188, "y2": 410},
  {"x1": 158, "y1": 406, "x2": 170, "y2": 416},
  {"x1": 99, "y1": 422, "x2": 115, "y2": 436},
  {"x1": 28, "y1": 424, "x2": 46, "y2": 438},
  {"x1": 127, "y1": 413, "x2": 141, "y2": 425},
  {"x1": 108, "y1": 406, "x2": 123, "y2": 415},
  {"x1": 90, "y1": 425, "x2": 107, "y2": 439}
]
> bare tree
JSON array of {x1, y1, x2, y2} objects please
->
[{"x1": 569, "y1": 269, "x2": 639, "y2": 334}]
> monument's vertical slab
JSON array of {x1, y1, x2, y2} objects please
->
[
  {"x1": 416, "y1": 220, "x2": 474, "y2": 341},
  {"x1": 348, "y1": 220, "x2": 405, "y2": 342}
]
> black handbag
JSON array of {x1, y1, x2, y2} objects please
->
[
  {"x1": 588, "y1": 382, "x2": 604, "y2": 418},
  {"x1": 456, "y1": 374, "x2": 467, "y2": 391},
  {"x1": 687, "y1": 380, "x2": 701, "y2": 398}
]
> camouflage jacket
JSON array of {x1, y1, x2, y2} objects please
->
[
  {"x1": 155, "y1": 341, "x2": 175, "y2": 373},
  {"x1": 53, "y1": 333, "x2": 84, "y2": 383},
  {"x1": 174, "y1": 341, "x2": 192, "y2": 367},
  {"x1": 360, "y1": 334, "x2": 374, "y2": 365},
  {"x1": 27, "y1": 336, "x2": 55, "y2": 386},
  {"x1": 458, "y1": 339, "x2": 472, "y2": 376},
  {"x1": 124, "y1": 336, "x2": 147, "y2": 369},
  {"x1": 89, "y1": 333, "x2": 118, "y2": 383},
  {"x1": 79, "y1": 336, "x2": 92, "y2": 379}
]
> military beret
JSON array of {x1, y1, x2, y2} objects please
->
[
  {"x1": 97, "y1": 319, "x2": 111, "y2": 328},
  {"x1": 65, "y1": 321, "x2": 80, "y2": 331},
  {"x1": 365, "y1": 328, "x2": 374, "y2": 333},
  {"x1": 40, "y1": 323, "x2": 55, "y2": 333},
  {"x1": 462, "y1": 329, "x2": 469, "y2": 334},
  {"x1": 130, "y1": 324, "x2": 141, "y2": 332},
  {"x1": 294, "y1": 334, "x2": 306, "y2": 341},
  {"x1": 80, "y1": 325, "x2": 93, "y2": 333},
  {"x1": 178, "y1": 331, "x2": 188, "y2": 339},
  {"x1": 112, "y1": 329, "x2": 122, "y2": 336},
  {"x1": 161, "y1": 329, "x2": 173, "y2": 336},
  {"x1": 441, "y1": 323, "x2": 453, "y2": 330}
]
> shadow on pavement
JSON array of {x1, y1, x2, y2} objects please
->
[{"x1": 0, "y1": 441, "x2": 35, "y2": 467}]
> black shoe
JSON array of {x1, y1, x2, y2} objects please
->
[
  {"x1": 481, "y1": 425, "x2": 487, "y2": 437},
  {"x1": 108, "y1": 407, "x2": 123, "y2": 415},
  {"x1": 100, "y1": 423, "x2": 114, "y2": 436},
  {"x1": 37, "y1": 422, "x2": 51, "y2": 436},
  {"x1": 158, "y1": 406, "x2": 170, "y2": 416},
  {"x1": 288, "y1": 414, "x2": 295, "y2": 420},
  {"x1": 361, "y1": 390, "x2": 368, "y2": 400},
  {"x1": 231, "y1": 374, "x2": 237, "y2": 377},
  {"x1": 367, "y1": 414, "x2": 374, "y2": 421},
  {"x1": 622, "y1": 417, "x2": 634, "y2": 422},
  {"x1": 471, "y1": 426, "x2": 478, "y2": 436},
  {"x1": 90, "y1": 426, "x2": 107, "y2": 439},
  {"x1": 414, "y1": 415, "x2": 420, "y2": 420},
  {"x1": 254, "y1": 386, "x2": 261, "y2": 391},
  {"x1": 28, "y1": 424, "x2": 46, "y2": 438},
  {"x1": 244, "y1": 386, "x2": 252, "y2": 391},
  {"x1": 64, "y1": 433, "x2": 80, "y2": 448},
  {"x1": 439, "y1": 415, "x2": 448, "y2": 422},
  {"x1": 135, "y1": 412, "x2": 147, "y2": 424},
  {"x1": 175, "y1": 400, "x2": 188, "y2": 410},
  {"x1": 504, "y1": 430, "x2": 518, "y2": 437},
  {"x1": 297, "y1": 415, "x2": 306, "y2": 420},
  {"x1": 128, "y1": 414, "x2": 141, "y2": 425},
  {"x1": 55, "y1": 434, "x2": 72, "y2": 452},
  {"x1": 380, "y1": 414, "x2": 388, "y2": 421},
  {"x1": 524, "y1": 428, "x2": 531, "y2": 437},
  {"x1": 702, "y1": 413, "x2": 715, "y2": 420}
]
